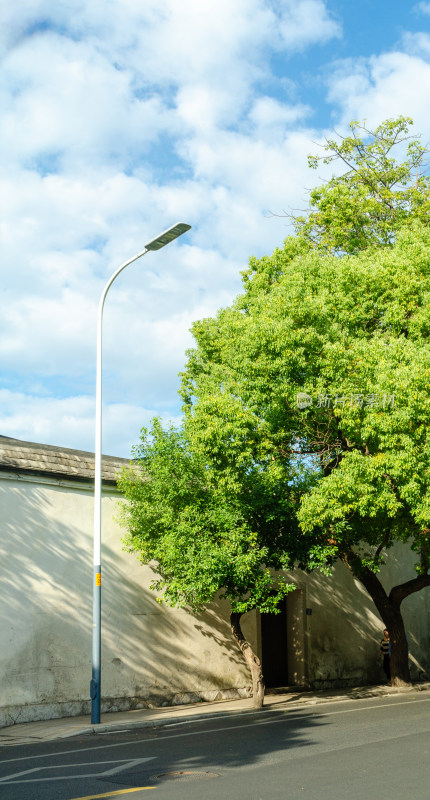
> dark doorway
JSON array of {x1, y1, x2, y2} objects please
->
[{"x1": 261, "y1": 599, "x2": 289, "y2": 688}]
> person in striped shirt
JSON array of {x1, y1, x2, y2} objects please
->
[{"x1": 379, "y1": 628, "x2": 391, "y2": 682}]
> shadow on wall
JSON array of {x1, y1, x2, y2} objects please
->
[
  {"x1": 5, "y1": 477, "x2": 427, "y2": 723},
  {"x1": 378, "y1": 544, "x2": 430, "y2": 681},
  {"x1": 0, "y1": 480, "x2": 251, "y2": 727},
  {"x1": 293, "y1": 544, "x2": 430, "y2": 690}
]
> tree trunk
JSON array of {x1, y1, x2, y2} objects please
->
[
  {"x1": 230, "y1": 611, "x2": 265, "y2": 708},
  {"x1": 345, "y1": 552, "x2": 413, "y2": 686},
  {"x1": 386, "y1": 614, "x2": 410, "y2": 687}
]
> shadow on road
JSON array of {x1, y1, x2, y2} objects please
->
[{"x1": 92, "y1": 707, "x2": 327, "y2": 791}]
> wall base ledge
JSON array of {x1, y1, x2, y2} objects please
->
[{"x1": 0, "y1": 687, "x2": 253, "y2": 729}]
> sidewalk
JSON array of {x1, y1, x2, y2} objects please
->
[{"x1": 1, "y1": 682, "x2": 429, "y2": 747}]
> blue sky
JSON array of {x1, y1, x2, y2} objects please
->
[{"x1": 1, "y1": 0, "x2": 430, "y2": 456}]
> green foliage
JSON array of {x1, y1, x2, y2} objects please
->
[
  {"x1": 119, "y1": 117, "x2": 430, "y2": 683},
  {"x1": 117, "y1": 419, "x2": 298, "y2": 615},
  {"x1": 293, "y1": 117, "x2": 430, "y2": 254},
  {"x1": 181, "y1": 219, "x2": 430, "y2": 580}
]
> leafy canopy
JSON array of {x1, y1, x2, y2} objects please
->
[
  {"x1": 181, "y1": 220, "x2": 430, "y2": 578},
  {"x1": 119, "y1": 117, "x2": 430, "y2": 687},
  {"x1": 292, "y1": 116, "x2": 430, "y2": 254},
  {"x1": 117, "y1": 419, "x2": 301, "y2": 615}
]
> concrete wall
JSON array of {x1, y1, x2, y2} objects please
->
[
  {"x1": 1, "y1": 470, "x2": 429, "y2": 727},
  {"x1": 0, "y1": 472, "x2": 253, "y2": 728},
  {"x1": 288, "y1": 551, "x2": 430, "y2": 689}
]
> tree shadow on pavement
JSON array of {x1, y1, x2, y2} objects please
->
[{"x1": 92, "y1": 706, "x2": 327, "y2": 792}]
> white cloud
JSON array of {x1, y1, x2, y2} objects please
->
[
  {"x1": 0, "y1": 390, "x2": 181, "y2": 457},
  {"x1": 1, "y1": 33, "x2": 177, "y2": 174},
  {"x1": 402, "y1": 31, "x2": 430, "y2": 58},
  {"x1": 1, "y1": 0, "x2": 339, "y2": 83},
  {"x1": 277, "y1": 0, "x2": 341, "y2": 50},
  {"x1": 176, "y1": 84, "x2": 244, "y2": 134},
  {"x1": 414, "y1": 2, "x2": 430, "y2": 16},
  {"x1": 0, "y1": 289, "x2": 96, "y2": 374},
  {"x1": 326, "y1": 51, "x2": 430, "y2": 137},
  {"x1": 177, "y1": 126, "x2": 324, "y2": 230},
  {"x1": 0, "y1": 0, "x2": 340, "y2": 179},
  {"x1": 248, "y1": 97, "x2": 311, "y2": 134},
  {"x1": 7, "y1": 0, "x2": 430, "y2": 459},
  {"x1": 0, "y1": 391, "x2": 95, "y2": 450}
]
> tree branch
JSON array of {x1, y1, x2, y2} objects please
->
[
  {"x1": 374, "y1": 529, "x2": 391, "y2": 561},
  {"x1": 389, "y1": 574, "x2": 430, "y2": 607}
]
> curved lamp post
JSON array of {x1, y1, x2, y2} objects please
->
[{"x1": 91, "y1": 222, "x2": 191, "y2": 724}]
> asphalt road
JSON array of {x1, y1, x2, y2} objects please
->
[{"x1": 1, "y1": 693, "x2": 430, "y2": 800}]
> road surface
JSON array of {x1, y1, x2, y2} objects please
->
[{"x1": 1, "y1": 693, "x2": 429, "y2": 800}]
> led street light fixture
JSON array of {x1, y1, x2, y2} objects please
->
[{"x1": 145, "y1": 222, "x2": 192, "y2": 251}]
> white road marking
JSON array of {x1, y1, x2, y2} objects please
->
[
  {"x1": 317, "y1": 697, "x2": 430, "y2": 717},
  {"x1": 2, "y1": 694, "x2": 430, "y2": 768},
  {"x1": 1, "y1": 738, "x2": 159, "y2": 765},
  {"x1": 0, "y1": 757, "x2": 155, "y2": 785},
  {"x1": 103, "y1": 758, "x2": 154, "y2": 777}
]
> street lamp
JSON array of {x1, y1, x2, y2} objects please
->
[{"x1": 90, "y1": 222, "x2": 191, "y2": 724}]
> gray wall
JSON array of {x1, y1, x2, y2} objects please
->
[
  {"x1": 0, "y1": 471, "x2": 253, "y2": 727},
  {"x1": 1, "y1": 469, "x2": 429, "y2": 727},
  {"x1": 295, "y1": 551, "x2": 430, "y2": 689}
]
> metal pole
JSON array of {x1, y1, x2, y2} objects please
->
[
  {"x1": 91, "y1": 248, "x2": 150, "y2": 724},
  {"x1": 90, "y1": 222, "x2": 191, "y2": 724}
]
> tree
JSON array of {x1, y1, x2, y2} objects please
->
[
  {"x1": 292, "y1": 116, "x2": 430, "y2": 254},
  {"x1": 180, "y1": 116, "x2": 430, "y2": 685},
  {"x1": 120, "y1": 117, "x2": 430, "y2": 690},
  {"x1": 117, "y1": 419, "x2": 302, "y2": 707}
]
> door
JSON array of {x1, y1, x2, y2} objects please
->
[{"x1": 260, "y1": 598, "x2": 289, "y2": 688}]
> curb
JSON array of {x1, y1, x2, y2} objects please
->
[
  {"x1": 62, "y1": 681, "x2": 430, "y2": 739},
  {"x1": 63, "y1": 703, "x2": 295, "y2": 738}
]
